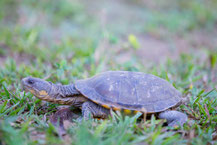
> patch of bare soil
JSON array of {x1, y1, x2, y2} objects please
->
[
  {"x1": 83, "y1": 0, "x2": 217, "y2": 66},
  {"x1": 135, "y1": 30, "x2": 217, "y2": 64},
  {"x1": 136, "y1": 36, "x2": 180, "y2": 64}
]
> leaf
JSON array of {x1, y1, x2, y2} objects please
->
[
  {"x1": 210, "y1": 53, "x2": 217, "y2": 69},
  {"x1": 0, "y1": 100, "x2": 8, "y2": 113},
  {"x1": 193, "y1": 89, "x2": 204, "y2": 106},
  {"x1": 128, "y1": 34, "x2": 140, "y2": 50}
]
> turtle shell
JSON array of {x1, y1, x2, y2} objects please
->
[{"x1": 75, "y1": 71, "x2": 182, "y2": 113}]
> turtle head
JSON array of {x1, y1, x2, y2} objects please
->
[
  {"x1": 21, "y1": 77, "x2": 52, "y2": 99},
  {"x1": 21, "y1": 77, "x2": 79, "y2": 105}
]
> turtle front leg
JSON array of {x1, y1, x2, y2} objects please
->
[
  {"x1": 159, "y1": 111, "x2": 188, "y2": 127},
  {"x1": 81, "y1": 101, "x2": 110, "y2": 120}
]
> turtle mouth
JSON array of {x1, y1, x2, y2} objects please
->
[
  {"x1": 22, "y1": 86, "x2": 52, "y2": 101},
  {"x1": 21, "y1": 78, "x2": 48, "y2": 99},
  {"x1": 22, "y1": 85, "x2": 70, "y2": 104},
  {"x1": 22, "y1": 85, "x2": 41, "y2": 97},
  {"x1": 21, "y1": 78, "x2": 37, "y2": 93},
  {"x1": 21, "y1": 81, "x2": 42, "y2": 99},
  {"x1": 21, "y1": 79, "x2": 72, "y2": 105}
]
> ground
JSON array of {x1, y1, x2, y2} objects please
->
[{"x1": 0, "y1": 0, "x2": 217, "y2": 145}]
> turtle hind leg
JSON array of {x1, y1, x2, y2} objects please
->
[
  {"x1": 158, "y1": 110, "x2": 188, "y2": 127},
  {"x1": 81, "y1": 101, "x2": 110, "y2": 120}
]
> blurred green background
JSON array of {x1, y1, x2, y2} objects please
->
[
  {"x1": 0, "y1": 0, "x2": 217, "y2": 145},
  {"x1": 1, "y1": 0, "x2": 217, "y2": 67}
]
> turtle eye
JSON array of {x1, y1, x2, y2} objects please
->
[{"x1": 28, "y1": 79, "x2": 34, "y2": 85}]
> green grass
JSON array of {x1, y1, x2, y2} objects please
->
[{"x1": 0, "y1": 0, "x2": 217, "y2": 145}]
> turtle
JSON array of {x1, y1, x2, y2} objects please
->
[{"x1": 21, "y1": 71, "x2": 187, "y2": 127}]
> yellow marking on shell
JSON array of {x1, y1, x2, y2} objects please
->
[
  {"x1": 96, "y1": 118, "x2": 104, "y2": 121},
  {"x1": 92, "y1": 100, "x2": 99, "y2": 104},
  {"x1": 39, "y1": 90, "x2": 48, "y2": 96},
  {"x1": 113, "y1": 107, "x2": 121, "y2": 111},
  {"x1": 123, "y1": 109, "x2": 132, "y2": 115},
  {"x1": 133, "y1": 110, "x2": 139, "y2": 114},
  {"x1": 102, "y1": 104, "x2": 110, "y2": 109}
]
